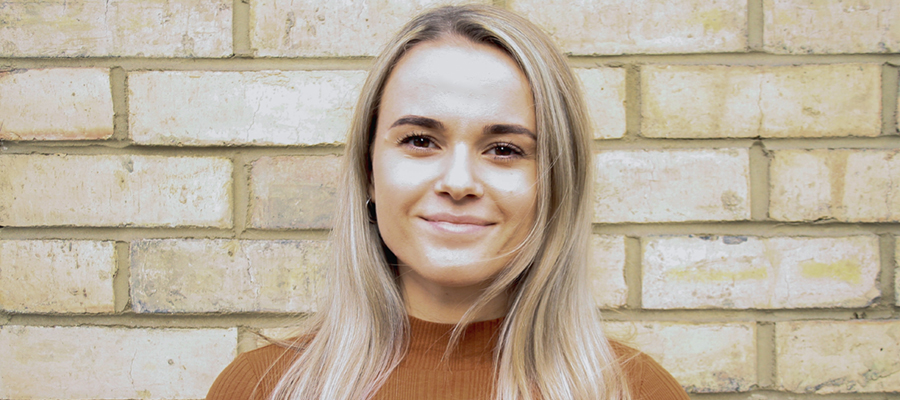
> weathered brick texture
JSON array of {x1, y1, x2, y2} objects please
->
[
  {"x1": 593, "y1": 149, "x2": 750, "y2": 223},
  {"x1": 590, "y1": 235, "x2": 627, "y2": 308},
  {"x1": 0, "y1": 68, "x2": 113, "y2": 140},
  {"x1": 510, "y1": 0, "x2": 747, "y2": 55},
  {"x1": 129, "y1": 71, "x2": 366, "y2": 146},
  {"x1": 574, "y1": 68, "x2": 627, "y2": 139},
  {"x1": 765, "y1": 0, "x2": 900, "y2": 54},
  {"x1": 0, "y1": 155, "x2": 232, "y2": 227},
  {"x1": 3, "y1": 1, "x2": 899, "y2": 398},
  {"x1": 0, "y1": 326, "x2": 235, "y2": 399},
  {"x1": 251, "y1": 0, "x2": 488, "y2": 57},
  {"x1": 249, "y1": 156, "x2": 342, "y2": 229},
  {"x1": 643, "y1": 235, "x2": 880, "y2": 309},
  {"x1": 642, "y1": 64, "x2": 881, "y2": 138},
  {"x1": 776, "y1": 320, "x2": 900, "y2": 393},
  {"x1": 131, "y1": 239, "x2": 328, "y2": 313},
  {"x1": 605, "y1": 322, "x2": 756, "y2": 392},
  {"x1": 770, "y1": 149, "x2": 900, "y2": 222},
  {"x1": 0, "y1": 0, "x2": 232, "y2": 57},
  {"x1": 0, "y1": 240, "x2": 116, "y2": 313}
]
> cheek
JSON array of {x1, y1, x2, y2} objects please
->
[
  {"x1": 371, "y1": 153, "x2": 439, "y2": 205},
  {"x1": 482, "y1": 168, "x2": 537, "y2": 214}
]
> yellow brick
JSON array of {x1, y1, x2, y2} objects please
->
[
  {"x1": 249, "y1": 156, "x2": 342, "y2": 229},
  {"x1": 770, "y1": 149, "x2": 900, "y2": 222},
  {"x1": 0, "y1": 155, "x2": 232, "y2": 227},
  {"x1": 0, "y1": 240, "x2": 115, "y2": 313},
  {"x1": 0, "y1": 326, "x2": 236, "y2": 399},
  {"x1": 0, "y1": 0, "x2": 231, "y2": 57},
  {"x1": 575, "y1": 68, "x2": 627, "y2": 139},
  {"x1": 0, "y1": 69, "x2": 113, "y2": 140},
  {"x1": 642, "y1": 64, "x2": 881, "y2": 138},
  {"x1": 131, "y1": 239, "x2": 328, "y2": 313},
  {"x1": 250, "y1": 0, "x2": 489, "y2": 57},
  {"x1": 589, "y1": 235, "x2": 627, "y2": 308},
  {"x1": 643, "y1": 235, "x2": 880, "y2": 309},
  {"x1": 510, "y1": 0, "x2": 747, "y2": 55},
  {"x1": 594, "y1": 149, "x2": 750, "y2": 223},
  {"x1": 776, "y1": 320, "x2": 900, "y2": 393},
  {"x1": 765, "y1": 0, "x2": 900, "y2": 54},
  {"x1": 129, "y1": 71, "x2": 366, "y2": 146},
  {"x1": 605, "y1": 322, "x2": 756, "y2": 392}
]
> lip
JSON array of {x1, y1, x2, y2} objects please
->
[{"x1": 420, "y1": 213, "x2": 494, "y2": 234}]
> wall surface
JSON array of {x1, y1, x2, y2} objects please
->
[{"x1": 1, "y1": 0, "x2": 899, "y2": 399}]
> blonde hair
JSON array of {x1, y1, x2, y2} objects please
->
[{"x1": 271, "y1": 5, "x2": 631, "y2": 400}]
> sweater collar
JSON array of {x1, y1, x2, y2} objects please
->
[{"x1": 403, "y1": 315, "x2": 504, "y2": 370}]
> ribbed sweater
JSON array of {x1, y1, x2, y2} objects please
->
[{"x1": 206, "y1": 317, "x2": 689, "y2": 400}]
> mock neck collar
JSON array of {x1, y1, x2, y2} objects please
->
[{"x1": 402, "y1": 315, "x2": 504, "y2": 370}]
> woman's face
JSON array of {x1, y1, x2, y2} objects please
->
[{"x1": 370, "y1": 37, "x2": 538, "y2": 302}]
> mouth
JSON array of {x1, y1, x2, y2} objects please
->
[{"x1": 420, "y1": 214, "x2": 494, "y2": 234}]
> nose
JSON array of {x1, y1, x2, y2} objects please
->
[{"x1": 435, "y1": 143, "x2": 484, "y2": 200}]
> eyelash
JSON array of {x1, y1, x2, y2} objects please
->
[{"x1": 397, "y1": 133, "x2": 526, "y2": 159}]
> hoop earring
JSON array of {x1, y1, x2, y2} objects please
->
[{"x1": 366, "y1": 198, "x2": 377, "y2": 224}]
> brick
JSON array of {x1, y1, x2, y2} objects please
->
[
  {"x1": 605, "y1": 322, "x2": 756, "y2": 392},
  {"x1": 589, "y1": 235, "x2": 627, "y2": 308},
  {"x1": 252, "y1": 326, "x2": 303, "y2": 350},
  {"x1": 593, "y1": 149, "x2": 750, "y2": 223},
  {"x1": 249, "y1": 156, "x2": 341, "y2": 229},
  {"x1": 642, "y1": 64, "x2": 881, "y2": 138},
  {"x1": 250, "y1": 0, "x2": 488, "y2": 57},
  {"x1": 129, "y1": 71, "x2": 366, "y2": 146},
  {"x1": 0, "y1": 325, "x2": 235, "y2": 399},
  {"x1": 776, "y1": 320, "x2": 900, "y2": 393},
  {"x1": 0, "y1": 0, "x2": 231, "y2": 57},
  {"x1": 0, "y1": 69, "x2": 113, "y2": 140},
  {"x1": 0, "y1": 155, "x2": 232, "y2": 227},
  {"x1": 131, "y1": 239, "x2": 328, "y2": 313},
  {"x1": 575, "y1": 68, "x2": 627, "y2": 139},
  {"x1": 770, "y1": 149, "x2": 900, "y2": 222},
  {"x1": 643, "y1": 235, "x2": 880, "y2": 309},
  {"x1": 0, "y1": 240, "x2": 115, "y2": 313},
  {"x1": 764, "y1": 0, "x2": 900, "y2": 54},
  {"x1": 510, "y1": 0, "x2": 746, "y2": 55}
]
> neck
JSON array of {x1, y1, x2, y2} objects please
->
[{"x1": 399, "y1": 269, "x2": 508, "y2": 324}]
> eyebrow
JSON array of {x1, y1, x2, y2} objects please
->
[
  {"x1": 390, "y1": 116, "x2": 445, "y2": 131},
  {"x1": 484, "y1": 124, "x2": 536, "y2": 140},
  {"x1": 390, "y1": 115, "x2": 536, "y2": 140}
]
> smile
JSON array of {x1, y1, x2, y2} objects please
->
[{"x1": 420, "y1": 214, "x2": 494, "y2": 234}]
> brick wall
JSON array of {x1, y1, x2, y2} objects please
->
[{"x1": 1, "y1": 0, "x2": 898, "y2": 398}]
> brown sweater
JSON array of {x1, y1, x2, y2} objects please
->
[{"x1": 207, "y1": 317, "x2": 689, "y2": 400}]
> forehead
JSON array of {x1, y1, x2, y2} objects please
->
[{"x1": 378, "y1": 37, "x2": 535, "y2": 127}]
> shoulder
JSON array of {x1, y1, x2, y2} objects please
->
[
  {"x1": 206, "y1": 339, "x2": 306, "y2": 400},
  {"x1": 608, "y1": 340, "x2": 691, "y2": 400}
]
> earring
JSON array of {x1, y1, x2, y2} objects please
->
[{"x1": 366, "y1": 198, "x2": 377, "y2": 224}]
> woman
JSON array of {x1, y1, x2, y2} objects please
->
[{"x1": 208, "y1": 5, "x2": 688, "y2": 400}]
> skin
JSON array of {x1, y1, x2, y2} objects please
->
[{"x1": 370, "y1": 37, "x2": 538, "y2": 324}]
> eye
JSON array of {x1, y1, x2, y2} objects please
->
[
  {"x1": 410, "y1": 136, "x2": 432, "y2": 148},
  {"x1": 486, "y1": 143, "x2": 525, "y2": 158},
  {"x1": 398, "y1": 133, "x2": 438, "y2": 151}
]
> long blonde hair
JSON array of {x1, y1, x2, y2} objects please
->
[{"x1": 271, "y1": 5, "x2": 631, "y2": 400}]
